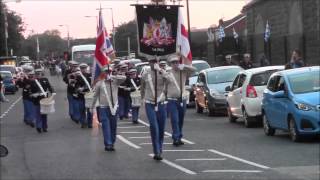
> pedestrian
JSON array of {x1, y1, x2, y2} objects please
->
[
  {"x1": 21, "y1": 66, "x2": 35, "y2": 127},
  {"x1": 166, "y1": 54, "x2": 195, "y2": 146},
  {"x1": 259, "y1": 53, "x2": 270, "y2": 67},
  {"x1": 63, "y1": 61, "x2": 79, "y2": 123},
  {"x1": 30, "y1": 69, "x2": 55, "y2": 133},
  {"x1": 240, "y1": 53, "x2": 254, "y2": 70},
  {"x1": 91, "y1": 65, "x2": 126, "y2": 151},
  {"x1": 0, "y1": 74, "x2": 9, "y2": 102},
  {"x1": 140, "y1": 57, "x2": 170, "y2": 161},
  {"x1": 118, "y1": 63, "x2": 131, "y2": 120},
  {"x1": 223, "y1": 55, "x2": 235, "y2": 66},
  {"x1": 128, "y1": 68, "x2": 141, "y2": 124},
  {"x1": 286, "y1": 49, "x2": 305, "y2": 69}
]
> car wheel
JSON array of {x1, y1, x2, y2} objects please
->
[
  {"x1": 289, "y1": 117, "x2": 301, "y2": 142},
  {"x1": 227, "y1": 106, "x2": 237, "y2": 123},
  {"x1": 195, "y1": 101, "x2": 203, "y2": 114},
  {"x1": 243, "y1": 108, "x2": 253, "y2": 128},
  {"x1": 263, "y1": 113, "x2": 275, "y2": 136}
]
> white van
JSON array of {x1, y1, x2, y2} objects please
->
[{"x1": 71, "y1": 44, "x2": 96, "y2": 68}]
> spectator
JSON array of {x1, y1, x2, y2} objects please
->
[
  {"x1": 285, "y1": 49, "x2": 305, "y2": 69},
  {"x1": 259, "y1": 54, "x2": 270, "y2": 67},
  {"x1": 240, "y1": 53, "x2": 254, "y2": 69},
  {"x1": 223, "y1": 55, "x2": 235, "y2": 66}
]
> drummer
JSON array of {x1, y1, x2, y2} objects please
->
[
  {"x1": 127, "y1": 68, "x2": 141, "y2": 124},
  {"x1": 30, "y1": 68, "x2": 55, "y2": 133},
  {"x1": 21, "y1": 68, "x2": 35, "y2": 127},
  {"x1": 118, "y1": 63, "x2": 131, "y2": 120}
]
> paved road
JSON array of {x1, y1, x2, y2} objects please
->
[{"x1": 1, "y1": 74, "x2": 319, "y2": 180}]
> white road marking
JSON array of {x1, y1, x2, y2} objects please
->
[
  {"x1": 163, "y1": 149, "x2": 205, "y2": 152},
  {"x1": 138, "y1": 119, "x2": 195, "y2": 145},
  {"x1": 119, "y1": 131, "x2": 149, "y2": 134},
  {"x1": 139, "y1": 142, "x2": 172, "y2": 145},
  {"x1": 0, "y1": 96, "x2": 22, "y2": 120},
  {"x1": 202, "y1": 170, "x2": 262, "y2": 173},
  {"x1": 148, "y1": 154, "x2": 197, "y2": 175},
  {"x1": 175, "y1": 158, "x2": 226, "y2": 161},
  {"x1": 208, "y1": 149, "x2": 270, "y2": 169},
  {"x1": 116, "y1": 135, "x2": 141, "y2": 149},
  {"x1": 118, "y1": 126, "x2": 145, "y2": 129},
  {"x1": 129, "y1": 135, "x2": 170, "y2": 139}
]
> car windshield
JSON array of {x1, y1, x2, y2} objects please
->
[
  {"x1": 0, "y1": 66, "x2": 15, "y2": 74},
  {"x1": 207, "y1": 68, "x2": 241, "y2": 84},
  {"x1": 250, "y1": 70, "x2": 281, "y2": 86},
  {"x1": 288, "y1": 71, "x2": 320, "y2": 94},
  {"x1": 0, "y1": 72, "x2": 12, "y2": 79},
  {"x1": 73, "y1": 51, "x2": 95, "y2": 66},
  {"x1": 191, "y1": 62, "x2": 210, "y2": 76}
]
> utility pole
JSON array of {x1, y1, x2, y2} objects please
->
[
  {"x1": 127, "y1": 37, "x2": 131, "y2": 56},
  {"x1": 3, "y1": 7, "x2": 9, "y2": 56}
]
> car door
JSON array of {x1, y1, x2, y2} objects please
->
[
  {"x1": 233, "y1": 74, "x2": 246, "y2": 116},
  {"x1": 263, "y1": 75, "x2": 279, "y2": 127},
  {"x1": 271, "y1": 76, "x2": 289, "y2": 129},
  {"x1": 227, "y1": 74, "x2": 240, "y2": 115},
  {"x1": 195, "y1": 73, "x2": 206, "y2": 108}
]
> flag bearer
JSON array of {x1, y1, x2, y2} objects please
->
[
  {"x1": 91, "y1": 66, "x2": 126, "y2": 151},
  {"x1": 30, "y1": 69, "x2": 55, "y2": 133},
  {"x1": 140, "y1": 57, "x2": 170, "y2": 161},
  {"x1": 128, "y1": 68, "x2": 141, "y2": 124},
  {"x1": 167, "y1": 54, "x2": 195, "y2": 146}
]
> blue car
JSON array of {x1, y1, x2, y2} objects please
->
[
  {"x1": 0, "y1": 71, "x2": 17, "y2": 94},
  {"x1": 262, "y1": 66, "x2": 320, "y2": 142}
]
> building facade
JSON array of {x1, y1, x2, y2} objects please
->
[{"x1": 243, "y1": 0, "x2": 320, "y2": 65}]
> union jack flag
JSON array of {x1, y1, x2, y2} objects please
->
[{"x1": 91, "y1": 10, "x2": 114, "y2": 85}]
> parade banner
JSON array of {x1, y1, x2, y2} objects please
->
[{"x1": 135, "y1": 5, "x2": 179, "y2": 58}]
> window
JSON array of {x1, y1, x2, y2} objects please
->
[
  {"x1": 250, "y1": 70, "x2": 280, "y2": 86},
  {"x1": 231, "y1": 75, "x2": 240, "y2": 90},
  {"x1": 238, "y1": 74, "x2": 247, "y2": 87},
  {"x1": 275, "y1": 77, "x2": 285, "y2": 92},
  {"x1": 198, "y1": 73, "x2": 206, "y2": 84}
]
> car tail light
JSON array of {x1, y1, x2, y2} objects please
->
[{"x1": 246, "y1": 85, "x2": 257, "y2": 98}]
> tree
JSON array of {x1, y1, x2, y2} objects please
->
[
  {"x1": 114, "y1": 20, "x2": 138, "y2": 57},
  {"x1": 0, "y1": 2, "x2": 25, "y2": 56}
]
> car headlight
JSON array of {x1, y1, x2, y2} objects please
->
[
  {"x1": 210, "y1": 89, "x2": 224, "y2": 99},
  {"x1": 295, "y1": 102, "x2": 312, "y2": 111}
]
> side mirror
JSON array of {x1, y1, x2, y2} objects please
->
[
  {"x1": 273, "y1": 90, "x2": 286, "y2": 98},
  {"x1": 225, "y1": 86, "x2": 231, "y2": 92}
]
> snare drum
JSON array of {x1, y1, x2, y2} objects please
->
[
  {"x1": 40, "y1": 98, "x2": 55, "y2": 114},
  {"x1": 84, "y1": 92, "x2": 94, "y2": 108},
  {"x1": 130, "y1": 90, "x2": 141, "y2": 107}
]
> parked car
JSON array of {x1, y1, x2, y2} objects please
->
[
  {"x1": 226, "y1": 66, "x2": 284, "y2": 127},
  {"x1": 194, "y1": 66, "x2": 242, "y2": 116},
  {"x1": 0, "y1": 71, "x2": 17, "y2": 94},
  {"x1": 262, "y1": 66, "x2": 320, "y2": 142},
  {"x1": 186, "y1": 60, "x2": 210, "y2": 106}
]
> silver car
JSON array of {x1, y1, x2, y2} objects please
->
[{"x1": 226, "y1": 66, "x2": 284, "y2": 127}]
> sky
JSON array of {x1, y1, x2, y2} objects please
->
[{"x1": 5, "y1": 0, "x2": 249, "y2": 39}]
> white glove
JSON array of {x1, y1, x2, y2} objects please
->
[
  {"x1": 125, "y1": 87, "x2": 131, "y2": 91},
  {"x1": 178, "y1": 64, "x2": 185, "y2": 70},
  {"x1": 154, "y1": 63, "x2": 160, "y2": 71},
  {"x1": 106, "y1": 76, "x2": 112, "y2": 81},
  {"x1": 52, "y1": 93, "x2": 57, "y2": 96}
]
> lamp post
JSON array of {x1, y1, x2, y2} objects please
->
[{"x1": 58, "y1": 24, "x2": 70, "y2": 51}]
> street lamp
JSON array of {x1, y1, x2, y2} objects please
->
[{"x1": 58, "y1": 24, "x2": 70, "y2": 51}]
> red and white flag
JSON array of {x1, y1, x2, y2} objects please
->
[{"x1": 177, "y1": 9, "x2": 192, "y2": 65}]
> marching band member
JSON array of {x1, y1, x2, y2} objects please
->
[
  {"x1": 166, "y1": 54, "x2": 195, "y2": 146},
  {"x1": 118, "y1": 63, "x2": 131, "y2": 120},
  {"x1": 127, "y1": 68, "x2": 141, "y2": 124},
  {"x1": 91, "y1": 65, "x2": 126, "y2": 151},
  {"x1": 140, "y1": 57, "x2": 170, "y2": 161},
  {"x1": 21, "y1": 68, "x2": 35, "y2": 127},
  {"x1": 30, "y1": 69, "x2": 55, "y2": 133},
  {"x1": 63, "y1": 61, "x2": 79, "y2": 123}
]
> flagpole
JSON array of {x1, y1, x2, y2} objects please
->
[{"x1": 186, "y1": 0, "x2": 191, "y2": 45}]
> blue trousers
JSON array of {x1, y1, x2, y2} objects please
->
[
  {"x1": 118, "y1": 96, "x2": 130, "y2": 119},
  {"x1": 168, "y1": 100, "x2": 186, "y2": 141},
  {"x1": 96, "y1": 107, "x2": 101, "y2": 123},
  {"x1": 86, "y1": 108, "x2": 92, "y2": 127},
  {"x1": 34, "y1": 105, "x2": 47, "y2": 129},
  {"x1": 23, "y1": 99, "x2": 34, "y2": 124},
  {"x1": 145, "y1": 103, "x2": 167, "y2": 155},
  {"x1": 132, "y1": 106, "x2": 139, "y2": 122},
  {"x1": 74, "y1": 98, "x2": 86, "y2": 125},
  {"x1": 67, "y1": 94, "x2": 75, "y2": 120},
  {"x1": 99, "y1": 107, "x2": 118, "y2": 147}
]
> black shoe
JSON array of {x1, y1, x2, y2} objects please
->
[
  {"x1": 81, "y1": 124, "x2": 86, "y2": 128},
  {"x1": 75, "y1": 120, "x2": 79, "y2": 124},
  {"x1": 110, "y1": 145, "x2": 115, "y2": 151},
  {"x1": 24, "y1": 120, "x2": 29, "y2": 125},
  {"x1": 132, "y1": 121, "x2": 138, "y2": 124},
  {"x1": 36, "y1": 128, "x2": 42, "y2": 133},
  {"x1": 43, "y1": 129, "x2": 48, "y2": 132},
  {"x1": 104, "y1": 145, "x2": 113, "y2": 152},
  {"x1": 153, "y1": 154, "x2": 163, "y2": 161},
  {"x1": 178, "y1": 140, "x2": 185, "y2": 145},
  {"x1": 88, "y1": 125, "x2": 92, "y2": 128},
  {"x1": 173, "y1": 140, "x2": 181, "y2": 147},
  {"x1": 30, "y1": 123, "x2": 35, "y2": 128}
]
